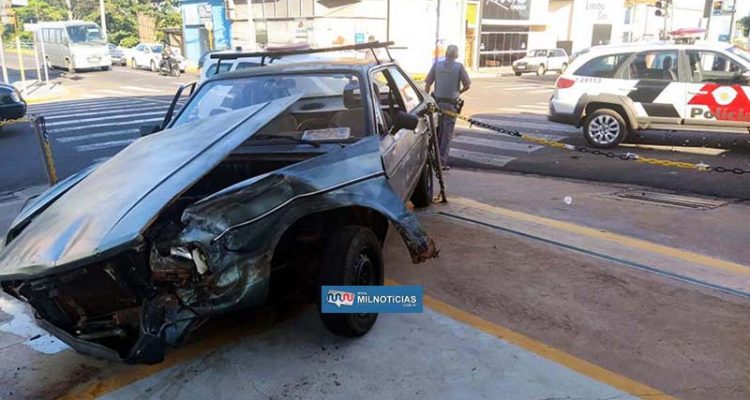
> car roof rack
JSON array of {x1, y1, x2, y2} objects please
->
[{"x1": 210, "y1": 41, "x2": 395, "y2": 74}]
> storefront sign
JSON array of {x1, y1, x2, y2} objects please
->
[
  {"x1": 482, "y1": 0, "x2": 531, "y2": 21},
  {"x1": 586, "y1": 0, "x2": 606, "y2": 10}
]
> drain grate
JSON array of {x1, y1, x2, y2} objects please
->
[{"x1": 615, "y1": 189, "x2": 731, "y2": 209}]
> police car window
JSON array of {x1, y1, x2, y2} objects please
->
[
  {"x1": 387, "y1": 67, "x2": 422, "y2": 113},
  {"x1": 687, "y1": 51, "x2": 743, "y2": 83},
  {"x1": 627, "y1": 50, "x2": 678, "y2": 81},
  {"x1": 575, "y1": 53, "x2": 631, "y2": 78}
]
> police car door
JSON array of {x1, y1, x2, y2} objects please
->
[
  {"x1": 684, "y1": 50, "x2": 750, "y2": 130},
  {"x1": 623, "y1": 49, "x2": 684, "y2": 126}
]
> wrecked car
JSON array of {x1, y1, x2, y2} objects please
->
[{"x1": 0, "y1": 46, "x2": 439, "y2": 364}]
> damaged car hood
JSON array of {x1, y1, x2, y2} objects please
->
[{"x1": 0, "y1": 95, "x2": 301, "y2": 279}]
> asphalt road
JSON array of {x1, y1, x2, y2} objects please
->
[{"x1": 1, "y1": 69, "x2": 750, "y2": 200}]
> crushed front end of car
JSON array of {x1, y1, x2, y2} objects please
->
[{"x1": 0, "y1": 96, "x2": 438, "y2": 364}]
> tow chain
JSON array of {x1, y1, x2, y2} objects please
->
[{"x1": 438, "y1": 108, "x2": 750, "y2": 175}]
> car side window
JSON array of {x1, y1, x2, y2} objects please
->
[
  {"x1": 387, "y1": 67, "x2": 422, "y2": 113},
  {"x1": 627, "y1": 50, "x2": 678, "y2": 81},
  {"x1": 687, "y1": 51, "x2": 744, "y2": 84},
  {"x1": 574, "y1": 53, "x2": 631, "y2": 78}
]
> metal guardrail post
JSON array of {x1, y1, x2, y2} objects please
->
[{"x1": 33, "y1": 116, "x2": 58, "y2": 185}]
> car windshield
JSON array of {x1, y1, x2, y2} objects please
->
[
  {"x1": 66, "y1": 25, "x2": 104, "y2": 44},
  {"x1": 172, "y1": 73, "x2": 366, "y2": 141},
  {"x1": 728, "y1": 46, "x2": 750, "y2": 65},
  {"x1": 150, "y1": 45, "x2": 163, "y2": 53},
  {"x1": 529, "y1": 50, "x2": 548, "y2": 57}
]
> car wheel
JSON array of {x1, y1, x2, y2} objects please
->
[
  {"x1": 536, "y1": 64, "x2": 546, "y2": 76},
  {"x1": 131, "y1": 58, "x2": 137, "y2": 69},
  {"x1": 560, "y1": 63, "x2": 568, "y2": 74},
  {"x1": 319, "y1": 225, "x2": 383, "y2": 337},
  {"x1": 514, "y1": 72, "x2": 522, "y2": 76},
  {"x1": 65, "y1": 59, "x2": 74, "y2": 74},
  {"x1": 410, "y1": 162, "x2": 433, "y2": 208},
  {"x1": 583, "y1": 109, "x2": 628, "y2": 148},
  {"x1": 150, "y1": 60, "x2": 157, "y2": 72},
  {"x1": 101, "y1": 65, "x2": 111, "y2": 71}
]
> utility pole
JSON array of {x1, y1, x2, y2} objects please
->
[
  {"x1": 99, "y1": 0, "x2": 107, "y2": 41},
  {"x1": 728, "y1": 0, "x2": 737, "y2": 43},
  {"x1": 386, "y1": 0, "x2": 391, "y2": 43},
  {"x1": 434, "y1": 0, "x2": 441, "y2": 65}
]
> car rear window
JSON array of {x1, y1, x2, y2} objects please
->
[{"x1": 574, "y1": 53, "x2": 631, "y2": 78}]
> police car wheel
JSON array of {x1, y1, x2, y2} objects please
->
[
  {"x1": 584, "y1": 109, "x2": 627, "y2": 148},
  {"x1": 319, "y1": 225, "x2": 383, "y2": 337}
]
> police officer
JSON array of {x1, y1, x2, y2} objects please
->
[{"x1": 425, "y1": 45, "x2": 471, "y2": 170}]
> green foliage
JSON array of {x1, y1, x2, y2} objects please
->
[
  {"x1": 119, "y1": 36, "x2": 139, "y2": 48},
  {"x1": 740, "y1": 15, "x2": 750, "y2": 37},
  {"x1": 14, "y1": 0, "x2": 182, "y2": 44}
]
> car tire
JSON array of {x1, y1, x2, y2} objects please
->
[
  {"x1": 514, "y1": 72, "x2": 522, "y2": 76},
  {"x1": 536, "y1": 64, "x2": 546, "y2": 76},
  {"x1": 583, "y1": 108, "x2": 628, "y2": 148},
  {"x1": 410, "y1": 162, "x2": 433, "y2": 208},
  {"x1": 130, "y1": 58, "x2": 137, "y2": 69},
  {"x1": 319, "y1": 225, "x2": 383, "y2": 337},
  {"x1": 101, "y1": 65, "x2": 110, "y2": 71},
  {"x1": 560, "y1": 63, "x2": 568, "y2": 74},
  {"x1": 150, "y1": 60, "x2": 157, "y2": 72},
  {"x1": 65, "y1": 59, "x2": 74, "y2": 74}
]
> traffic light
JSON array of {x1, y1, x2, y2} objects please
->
[{"x1": 655, "y1": 0, "x2": 671, "y2": 17}]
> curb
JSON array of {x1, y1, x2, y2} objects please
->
[{"x1": 24, "y1": 86, "x2": 71, "y2": 105}]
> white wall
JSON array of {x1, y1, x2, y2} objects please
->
[{"x1": 567, "y1": 0, "x2": 625, "y2": 53}]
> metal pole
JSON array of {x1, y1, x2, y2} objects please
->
[
  {"x1": 0, "y1": 35, "x2": 8, "y2": 84},
  {"x1": 15, "y1": 37, "x2": 26, "y2": 93},
  {"x1": 33, "y1": 116, "x2": 58, "y2": 185},
  {"x1": 728, "y1": 0, "x2": 737, "y2": 43},
  {"x1": 39, "y1": 31, "x2": 49, "y2": 84},
  {"x1": 32, "y1": 36, "x2": 41, "y2": 87},
  {"x1": 99, "y1": 0, "x2": 108, "y2": 42},
  {"x1": 434, "y1": 0, "x2": 441, "y2": 66}
]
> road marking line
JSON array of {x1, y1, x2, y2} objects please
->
[
  {"x1": 57, "y1": 128, "x2": 139, "y2": 143},
  {"x1": 620, "y1": 143, "x2": 727, "y2": 156},
  {"x1": 76, "y1": 139, "x2": 135, "y2": 152},
  {"x1": 120, "y1": 85, "x2": 164, "y2": 93},
  {"x1": 95, "y1": 89, "x2": 127, "y2": 95},
  {"x1": 450, "y1": 196, "x2": 750, "y2": 276},
  {"x1": 46, "y1": 111, "x2": 167, "y2": 127},
  {"x1": 385, "y1": 279, "x2": 677, "y2": 400},
  {"x1": 49, "y1": 117, "x2": 164, "y2": 133},
  {"x1": 449, "y1": 149, "x2": 515, "y2": 167},
  {"x1": 29, "y1": 99, "x2": 136, "y2": 111},
  {"x1": 453, "y1": 135, "x2": 544, "y2": 153},
  {"x1": 44, "y1": 106, "x2": 169, "y2": 120}
]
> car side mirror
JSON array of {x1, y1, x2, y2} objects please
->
[
  {"x1": 140, "y1": 124, "x2": 162, "y2": 137},
  {"x1": 391, "y1": 111, "x2": 419, "y2": 133}
]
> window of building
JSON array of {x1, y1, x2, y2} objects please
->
[
  {"x1": 479, "y1": 25, "x2": 529, "y2": 67},
  {"x1": 482, "y1": 0, "x2": 531, "y2": 20},
  {"x1": 574, "y1": 53, "x2": 631, "y2": 78}
]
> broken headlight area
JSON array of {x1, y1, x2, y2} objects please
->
[{"x1": 0, "y1": 245, "x2": 211, "y2": 364}]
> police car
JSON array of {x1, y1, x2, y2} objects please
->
[{"x1": 548, "y1": 41, "x2": 750, "y2": 148}]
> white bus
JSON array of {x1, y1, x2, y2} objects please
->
[{"x1": 36, "y1": 21, "x2": 111, "y2": 72}]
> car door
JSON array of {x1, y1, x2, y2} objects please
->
[
  {"x1": 683, "y1": 50, "x2": 750, "y2": 129},
  {"x1": 622, "y1": 49, "x2": 684, "y2": 126},
  {"x1": 135, "y1": 45, "x2": 148, "y2": 67},
  {"x1": 373, "y1": 67, "x2": 429, "y2": 200}
]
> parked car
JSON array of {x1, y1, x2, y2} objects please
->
[
  {"x1": 0, "y1": 83, "x2": 26, "y2": 124},
  {"x1": 108, "y1": 43, "x2": 127, "y2": 66},
  {"x1": 513, "y1": 48, "x2": 569, "y2": 76},
  {"x1": 36, "y1": 21, "x2": 111, "y2": 72},
  {"x1": 549, "y1": 41, "x2": 750, "y2": 148},
  {"x1": 0, "y1": 45, "x2": 439, "y2": 364},
  {"x1": 128, "y1": 43, "x2": 186, "y2": 72}
]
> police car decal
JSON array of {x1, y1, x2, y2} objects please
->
[
  {"x1": 626, "y1": 80, "x2": 681, "y2": 119},
  {"x1": 688, "y1": 84, "x2": 750, "y2": 122}
]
